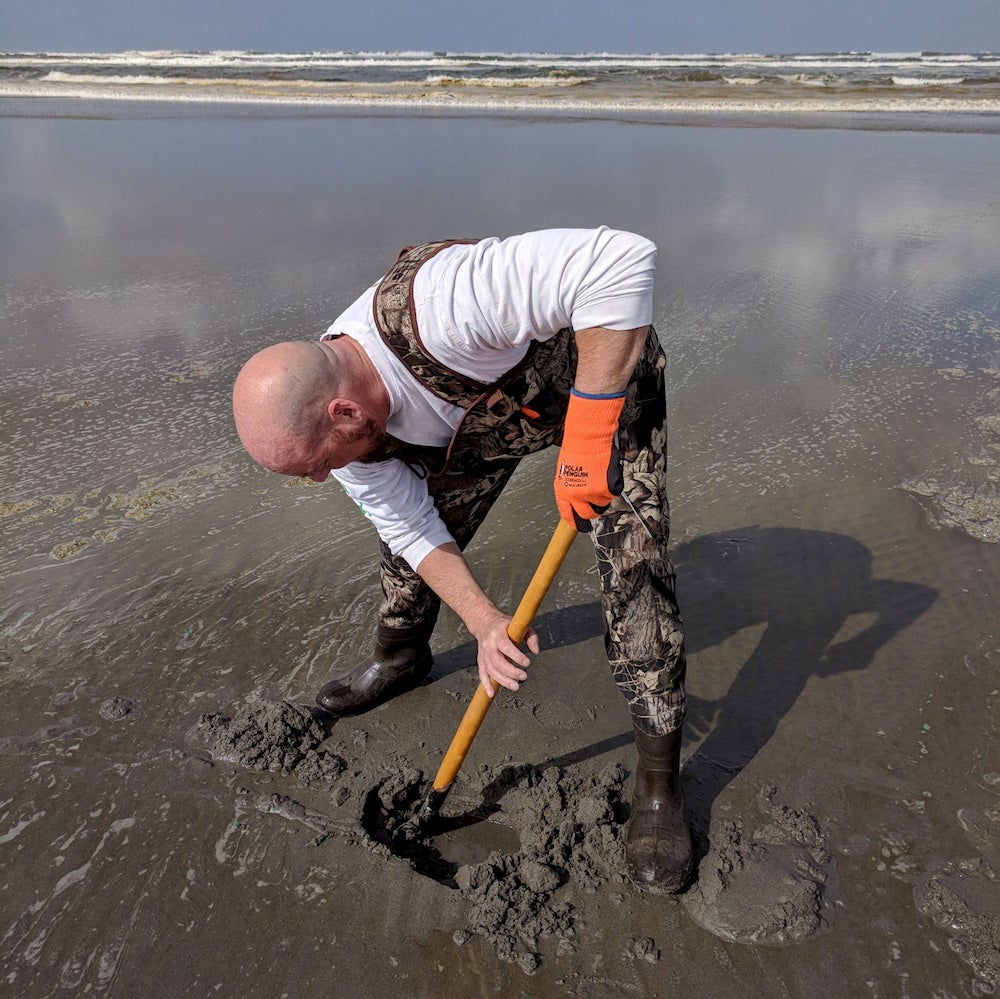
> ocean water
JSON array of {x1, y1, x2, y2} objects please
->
[{"x1": 2, "y1": 49, "x2": 1000, "y2": 117}]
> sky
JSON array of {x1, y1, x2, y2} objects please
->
[{"x1": 1, "y1": 0, "x2": 996, "y2": 54}]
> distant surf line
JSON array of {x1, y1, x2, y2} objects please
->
[{"x1": 4, "y1": 78, "x2": 999, "y2": 119}]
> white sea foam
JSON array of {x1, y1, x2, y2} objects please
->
[
  {"x1": 5, "y1": 50, "x2": 999, "y2": 73},
  {"x1": 423, "y1": 74, "x2": 592, "y2": 87},
  {"x1": 778, "y1": 74, "x2": 835, "y2": 87},
  {"x1": 5, "y1": 51, "x2": 467, "y2": 70},
  {"x1": 42, "y1": 72, "x2": 183, "y2": 86},
  {"x1": 892, "y1": 76, "x2": 965, "y2": 86},
  {"x1": 38, "y1": 72, "x2": 440, "y2": 92}
]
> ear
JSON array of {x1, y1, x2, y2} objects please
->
[{"x1": 327, "y1": 398, "x2": 363, "y2": 424}]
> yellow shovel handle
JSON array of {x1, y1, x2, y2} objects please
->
[{"x1": 431, "y1": 519, "x2": 577, "y2": 793}]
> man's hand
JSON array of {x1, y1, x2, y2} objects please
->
[
  {"x1": 467, "y1": 605, "x2": 541, "y2": 697},
  {"x1": 415, "y1": 542, "x2": 540, "y2": 697},
  {"x1": 554, "y1": 389, "x2": 625, "y2": 531}
]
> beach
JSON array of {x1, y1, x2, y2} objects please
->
[{"x1": 1, "y1": 98, "x2": 999, "y2": 997}]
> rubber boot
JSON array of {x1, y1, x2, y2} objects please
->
[
  {"x1": 315, "y1": 622, "x2": 434, "y2": 715},
  {"x1": 626, "y1": 725, "x2": 694, "y2": 893}
]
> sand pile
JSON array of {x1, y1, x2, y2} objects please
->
[
  {"x1": 360, "y1": 758, "x2": 630, "y2": 974},
  {"x1": 188, "y1": 699, "x2": 836, "y2": 974},
  {"x1": 683, "y1": 784, "x2": 835, "y2": 945},
  {"x1": 449, "y1": 763, "x2": 629, "y2": 975},
  {"x1": 187, "y1": 700, "x2": 632, "y2": 973},
  {"x1": 188, "y1": 698, "x2": 345, "y2": 784}
]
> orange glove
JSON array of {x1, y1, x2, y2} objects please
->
[{"x1": 555, "y1": 389, "x2": 625, "y2": 531}]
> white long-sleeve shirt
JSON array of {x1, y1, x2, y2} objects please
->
[{"x1": 325, "y1": 227, "x2": 656, "y2": 570}]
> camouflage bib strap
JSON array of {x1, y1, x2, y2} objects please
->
[
  {"x1": 370, "y1": 238, "x2": 576, "y2": 476},
  {"x1": 373, "y1": 240, "x2": 487, "y2": 406}
]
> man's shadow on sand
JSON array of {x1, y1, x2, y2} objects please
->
[{"x1": 435, "y1": 526, "x2": 936, "y2": 836}]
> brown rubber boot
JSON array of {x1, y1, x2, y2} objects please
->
[
  {"x1": 315, "y1": 622, "x2": 434, "y2": 715},
  {"x1": 626, "y1": 725, "x2": 694, "y2": 893}
]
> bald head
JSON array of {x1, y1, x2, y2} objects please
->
[{"x1": 232, "y1": 341, "x2": 343, "y2": 472}]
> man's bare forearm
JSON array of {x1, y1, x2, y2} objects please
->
[
  {"x1": 415, "y1": 542, "x2": 499, "y2": 636},
  {"x1": 415, "y1": 542, "x2": 539, "y2": 694},
  {"x1": 572, "y1": 325, "x2": 648, "y2": 394}
]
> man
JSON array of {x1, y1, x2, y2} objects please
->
[{"x1": 232, "y1": 228, "x2": 692, "y2": 893}]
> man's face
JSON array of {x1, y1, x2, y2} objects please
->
[{"x1": 295, "y1": 416, "x2": 388, "y2": 482}]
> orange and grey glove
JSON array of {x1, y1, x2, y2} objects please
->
[{"x1": 554, "y1": 388, "x2": 626, "y2": 532}]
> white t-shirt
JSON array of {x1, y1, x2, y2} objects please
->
[{"x1": 325, "y1": 227, "x2": 656, "y2": 571}]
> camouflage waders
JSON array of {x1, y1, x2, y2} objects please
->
[{"x1": 367, "y1": 241, "x2": 686, "y2": 737}]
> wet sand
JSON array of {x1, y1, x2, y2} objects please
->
[{"x1": 1, "y1": 109, "x2": 999, "y2": 997}]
